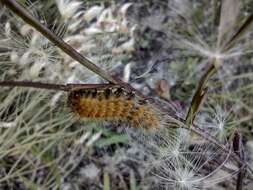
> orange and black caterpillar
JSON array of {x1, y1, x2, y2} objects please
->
[
  {"x1": 68, "y1": 86, "x2": 160, "y2": 129},
  {"x1": 0, "y1": 81, "x2": 161, "y2": 129}
]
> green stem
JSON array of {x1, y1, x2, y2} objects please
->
[{"x1": 185, "y1": 60, "x2": 217, "y2": 126}]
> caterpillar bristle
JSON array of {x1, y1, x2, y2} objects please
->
[{"x1": 68, "y1": 87, "x2": 161, "y2": 129}]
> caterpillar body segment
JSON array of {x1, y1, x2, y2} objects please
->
[{"x1": 68, "y1": 87, "x2": 161, "y2": 129}]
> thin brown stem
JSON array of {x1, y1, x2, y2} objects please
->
[
  {"x1": 233, "y1": 132, "x2": 246, "y2": 190},
  {"x1": 222, "y1": 13, "x2": 253, "y2": 52},
  {"x1": 0, "y1": 81, "x2": 69, "y2": 91},
  {"x1": 0, "y1": 81, "x2": 120, "y2": 91},
  {"x1": 185, "y1": 60, "x2": 217, "y2": 125}
]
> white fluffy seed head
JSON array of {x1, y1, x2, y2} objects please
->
[
  {"x1": 56, "y1": 0, "x2": 83, "y2": 20},
  {"x1": 83, "y1": 5, "x2": 104, "y2": 22},
  {"x1": 127, "y1": 125, "x2": 239, "y2": 189}
]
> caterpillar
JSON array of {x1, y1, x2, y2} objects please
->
[
  {"x1": 68, "y1": 86, "x2": 161, "y2": 129},
  {"x1": 0, "y1": 81, "x2": 161, "y2": 129}
]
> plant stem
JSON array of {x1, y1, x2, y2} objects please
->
[
  {"x1": 0, "y1": 81, "x2": 120, "y2": 91},
  {"x1": 222, "y1": 13, "x2": 253, "y2": 52},
  {"x1": 185, "y1": 60, "x2": 217, "y2": 126},
  {"x1": 233, "y1": 132, "x2": 246, "y2": 190},
  {"x1": 0, "y1": 81, "x2": 69, "y2": 91}
]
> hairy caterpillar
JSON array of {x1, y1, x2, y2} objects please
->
[
  {"x1": 0, "y1": 81, "x2": 161, "y2": 129},
  {"x1": 68, "y1": 86, "x2": 161, "y2": 129}
]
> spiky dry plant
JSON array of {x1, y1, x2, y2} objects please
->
[{"x1": 0, "y1": 0, "x2": 253, "y2": 189}]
